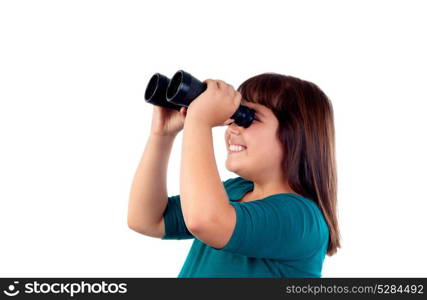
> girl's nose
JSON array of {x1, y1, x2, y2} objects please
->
[{"x1": 227, "y1": 123, "x2": 242, "y2": 135}]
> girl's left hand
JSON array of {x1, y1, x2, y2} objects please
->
[{"x1": 185, "y1": 79, "x2": 242, "y2": 128}]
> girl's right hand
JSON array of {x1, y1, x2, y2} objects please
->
[{"x1": 150, "y1": 105, "x2": 187, "y2": 137}]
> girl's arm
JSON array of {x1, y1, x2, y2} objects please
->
[
  {"x1": 179, "y1": 119, "x2": 235, "y2": 235},
  {"x1": 127, "y1": 133, "x2": 175, "y2": 236}
]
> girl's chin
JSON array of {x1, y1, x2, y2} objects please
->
[{"x1": 225, "y1": 160, "x2": 245, "y2": 172}]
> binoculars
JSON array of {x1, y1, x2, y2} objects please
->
[{"x1": 144, "y1": 70, "x2": 255, "y2": 128}]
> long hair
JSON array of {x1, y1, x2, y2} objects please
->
[{"x1": 237, "y1": 73, "x2": 341, "y2": 256}]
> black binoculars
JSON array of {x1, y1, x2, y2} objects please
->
[{"x1": 144, "y1": 70, "x2": 255, "y2": 128}]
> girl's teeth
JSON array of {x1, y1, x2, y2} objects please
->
[{"x1": 229, "y1": 145, "x2": 246, "y2": 152}]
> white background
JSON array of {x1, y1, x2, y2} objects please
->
[{"x1": 1, "y1": 0, "x2": 426, "y2": 277}]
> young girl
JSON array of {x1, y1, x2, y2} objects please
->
[{"x1": 128, "y1": 72, "x2": 340, "y2": 278}]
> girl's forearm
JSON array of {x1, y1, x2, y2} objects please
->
[
  {"x1": 127, "y1": 133, "x2": 175, "y2": 232},
  {"x1": 180, "y1": 119, "x2": 230, "y2": 228}
]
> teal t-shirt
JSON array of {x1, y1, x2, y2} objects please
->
[{"x1": 161, "y1": 176, "x2": 330, "y2": 278}]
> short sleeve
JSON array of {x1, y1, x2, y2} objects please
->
[
  {"x1": 161, "y1": 179, "x2": 235, "y2": 240},
  {"x1": 161, "y1": 195, "x2": 194, "y2": 240},
  {"x1": 215, "y1": 195, "x2": 329, "y2": 260}
]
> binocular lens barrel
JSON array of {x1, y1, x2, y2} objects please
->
[
  {"x1": 144, "y1": 70, "x2": 255, "y2": 128},
  {"x1": 166, "y1": 70, "x2": 208, "y2": 108},
  {"x1": 144, "y1": 73, "x2": 182, "y2": 111}
]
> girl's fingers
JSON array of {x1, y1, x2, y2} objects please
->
[
  {"x1": 217, "y1": 80, "x2": 234, "y2": 92},
  {"x1": 203, "y1": 79, "x2": 219, "y2": 90},
  {"x1": 223, "y1": 118, "x2": 234, "y2": 126},
  {"x1": 233, "y1": 91, "x2": 242, "y2": 105},
  {"x1": 212, "y1": 79, "x2": 223, "y2": 89}
]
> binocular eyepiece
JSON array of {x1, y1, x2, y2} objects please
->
[{"x1": 144, "y1": 70, "x2": 255, "y2": 128}]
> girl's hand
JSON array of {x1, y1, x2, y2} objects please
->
[
  {"x1": 186, "y1": 79, "x2": 242, "y2": 128},
  {"x1": 150, "y1": 105, "x2": 187, "y2": 137}
]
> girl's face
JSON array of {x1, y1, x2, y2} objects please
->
[{"x1": 224, "y1": 100, "x2": 284, "y2": 179}]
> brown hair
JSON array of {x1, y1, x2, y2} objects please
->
[{"x1": 237, "y1": 73, "x2": 341, "y2": 256}]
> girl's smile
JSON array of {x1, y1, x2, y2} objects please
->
[
  {"x1": 227, "y1": 138, "x2": 247, "y2": 154},
  {"x1": 227, "y1": 146, "x2": 247, "y2": 154}
]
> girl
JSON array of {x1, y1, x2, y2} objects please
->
[{"x1": 128, "y1": 72, "x2": 340, "y2": 278}]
